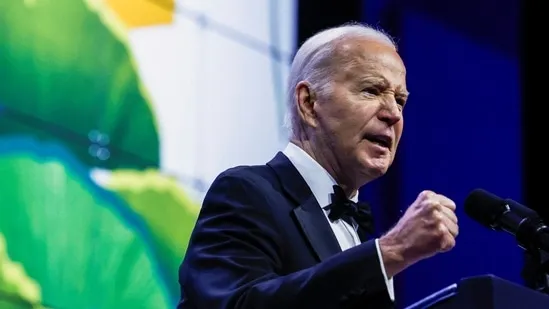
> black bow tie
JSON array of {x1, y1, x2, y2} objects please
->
[{"x1": 324, "y1": 185, "x2": 375, "y2": 235}]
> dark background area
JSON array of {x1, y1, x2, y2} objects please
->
[{"x1": 298, "y1": 0, "x2": 535, "y2": 307}]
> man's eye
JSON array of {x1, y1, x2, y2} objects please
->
[
  {"x1": 362, "y1": 87, "x2": 380, "y2": 95},
  {"x1": 396, "y1": 98, "x2": 406, "y2": 106}
]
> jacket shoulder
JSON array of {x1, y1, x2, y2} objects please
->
[{"x1": 207, "y1": 163, "x2": 279, "y2": 193}]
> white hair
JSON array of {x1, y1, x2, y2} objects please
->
[{"x1": 283, "y1": 23, "x2": 397, "y2": 136}]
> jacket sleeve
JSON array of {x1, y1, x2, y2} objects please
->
[{"x1": 178, "y1": 172, "x2": 390, "y2": 309}]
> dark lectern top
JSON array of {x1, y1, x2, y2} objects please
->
[{"x1": 406, "y1": 274, "x2": 549, "y2": 309}]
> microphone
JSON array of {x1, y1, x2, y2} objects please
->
[{"x1": 464, "y1": 188, "x2": 549, "y2": 253}]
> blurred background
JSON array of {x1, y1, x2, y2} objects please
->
[{"x1": 0, "y1": 0, "x2": 533, "y2": 308}]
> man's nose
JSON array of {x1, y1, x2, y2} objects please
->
[{"x1": 377, "y1": 99, "x2": 402, "y2": 126}]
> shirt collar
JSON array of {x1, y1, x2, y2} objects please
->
[{"x1": 282, "y1": 142, "x2": 359, "y2": 208}]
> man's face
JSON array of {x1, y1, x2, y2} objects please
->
[{"x1": 306, "y1": 38, "x2": 408, "y2": 184}]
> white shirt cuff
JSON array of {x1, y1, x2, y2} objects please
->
[{"x1": 375, "y1": 238, "x2": 395, "y2": 301}]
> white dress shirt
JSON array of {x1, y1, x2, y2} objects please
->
[{"x1": 283, "y1": 142, "x2": 395, "y2": 301}]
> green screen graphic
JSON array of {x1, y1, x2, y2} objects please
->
[{"x1": 0, "y1": 0, "x2": 293, "y2": 307}]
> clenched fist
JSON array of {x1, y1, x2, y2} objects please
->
[{"x1": 379, "y1": 190, "x2": 459, "y2": 278}]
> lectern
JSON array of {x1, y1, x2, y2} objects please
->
[{"x1": 405, "y1": 275, "x2": 549, "y2": 309}]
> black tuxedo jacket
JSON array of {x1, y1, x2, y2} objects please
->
[{"x1": 178, "y1": 152, "x2": 393, "y2": 308}]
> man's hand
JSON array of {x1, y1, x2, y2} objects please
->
[{"x1": 378, "y1": 190, "x2": 459, "y2": 278}]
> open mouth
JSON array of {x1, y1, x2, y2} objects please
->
[{"x1": 363, "y1": 134, "x2": 392, "y2": 149}]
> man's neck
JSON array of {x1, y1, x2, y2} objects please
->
[{"x1": 289, "y1": 138, "x2": 358, "y2": 198}]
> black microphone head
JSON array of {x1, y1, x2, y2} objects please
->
[
  {"x1": 464, "y1": 189, "x2": 509, "y2": 229},
  {"x1": 504, "y1": 199, "x2": 539, "y2": 219}
]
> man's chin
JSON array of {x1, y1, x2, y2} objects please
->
[{"x1": 360, "y1": 158, "x2": 392, "y2": 180}]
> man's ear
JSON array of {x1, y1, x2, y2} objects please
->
[{"x1": 295, "y1": 81, "x2": 318, "y2": 128}]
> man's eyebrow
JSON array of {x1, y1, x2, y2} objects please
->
[
  {"x1": 359, "y1": 75, "x2": 409, "y2": 96},
  {"x1": 357, "y1": 75, "x2": 390, "y2": 88},
  {"x1": 398, "y1": 89, "x2": 410, "y2": 97}
]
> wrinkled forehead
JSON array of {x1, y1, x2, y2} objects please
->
[{"x1": 333, "y1": 38, "x2": 406, "y2": 83}]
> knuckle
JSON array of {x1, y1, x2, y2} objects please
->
[
  {"x1": 423, "y1": 201, "x2": 441, "y2": 216},
  {"x1": 430, "y1": 210, "x2": 443, "y2": 224},
  {"x1": 436, "y1": 223, "x2": 447, "y2": 236},
  {"x1": 446, "y1": 200, "x2": 457, "y2": 211},
  {"x1": 430, "y1": 202, "x2": 442, "y2": 212},
  {"x1": 423, "y1": 214, "x2": 440, "y2": 229},
  {"x1": 419, "y1": 190, "x2": 435, "y2": 199},
  {"x1": 430, "y1": 223, "x2": 446, "y2": 239}
]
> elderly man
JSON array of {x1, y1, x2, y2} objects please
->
[{"x1": 178, "y1": 23, "x2": 458, "y2": 309}]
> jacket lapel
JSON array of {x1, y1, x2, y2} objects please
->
[
  {"x1": 293, "y1": 196, "x2": 342, "y2": 261},
  {"x1": 267, "y1": 152, "x2": 342, "y2": 262}
]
